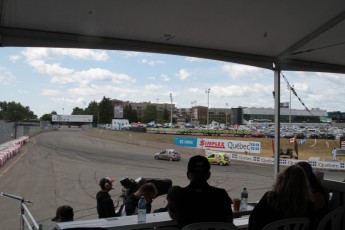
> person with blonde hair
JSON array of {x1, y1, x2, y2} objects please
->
[{"x1": 249, "y1": 165, "x2": 316, "y2": 230}]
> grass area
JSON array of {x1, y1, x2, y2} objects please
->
[{"x1": 84, "y1": 129, "x2": 340, "y2": 161}]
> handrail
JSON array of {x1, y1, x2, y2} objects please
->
[{"x1": 1, "y1": 192, "x2": 41, "y2": 230}]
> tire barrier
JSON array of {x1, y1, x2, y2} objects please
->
[{"x1": 0, "y1": 136, "x2": 29, "y2": 167}]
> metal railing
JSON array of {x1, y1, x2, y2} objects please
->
[{"x1": 1, "y1": 192, "x2": 41, "y2": 230}]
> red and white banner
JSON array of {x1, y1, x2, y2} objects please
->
[{"x1": 197, "y1": 138, "x2": 261, "y2": 154}]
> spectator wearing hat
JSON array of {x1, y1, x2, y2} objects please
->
[
  {"x1": 96, "y1": 177, "x2": 116, "y2": 218},
  {"x1": 51, "y1": 205, "x2": 74, "y2": 230},
  {"x1": 168, "y1": 155, "x2": 233, "y2": 228}
]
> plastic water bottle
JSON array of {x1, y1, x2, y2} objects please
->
[
  {"x1": 138, "y1": 196, "x2": 147, "y2": 223},
  {"x1": 240, "y1": 187, "x2": 248, "y2": 211}
]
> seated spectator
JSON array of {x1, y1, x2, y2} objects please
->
[
  {"x1": 51, "y1": 205, "x2": 74, "y2": 230},
  {"x1": 153, "y1": 185, "x2": 182, "y2": 213},
  {"x1": 124, "y1": 182, "x2": 158, "y2": 216},
  {"x1": 168, "y1": 155, "x2": 233, "y2": 228},
  {"x1": 249, "y1": 165, "x2": 316, "y2": 230},
  {"x1": 297, "y1": 161, "x2": 329, "y2": 221}
]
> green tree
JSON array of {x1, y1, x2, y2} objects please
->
[
  {"x1": 163, "y1": 107, "x2": 170, "y2": 123},
  {"x1": 72, "y1": 107, "x2": 84, "y2": 115},
  {"x1": 84, "y1": 101, "x2": 99, "y2": 126},
  {"x1": 40, "y1": 111, "x2": 57, "y2": 121},
  {"x1": 99, "y1": 96, "x2": 114, "y2": 124},
  {"x1": 0, "y1": 101, "x2": 37, "y2": 121},
  {"x1": 142, "y1": 104, "x2": 157, "y2": 123}
]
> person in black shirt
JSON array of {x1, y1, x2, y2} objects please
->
[
  {"x1": 123, "y1": 182, "x2": 158, "y2": 216},
  {"x1": 168, "y1": 155, "x2": 233, "y2": 228},
  {"x1": 96, "y1": 177, "x2": 116, "y2": 218}
]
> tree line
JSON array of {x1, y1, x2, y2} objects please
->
[{"x1": 1, "y1": 97, "x2": 172, "y2": 126}]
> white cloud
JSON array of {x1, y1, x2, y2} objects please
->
[
  {"x1": 21, "y1": 48, "x2": 108, "y2": 62},
  {"x1": 121, "y1": 51, "x2": 142, "y2": 58},
  {"x1": 178, "y1": 69, "x2": 190, "y2": 80},
  {"x1": 186, "y1": 57, "x2": 203, "y2": 62},
  {"x1": 222, "y1": 63, "x2": 264, "y2": 79},
  {"x1": 9, "y1": 55, "x2": 21, "y2": 63},
  {"x1": 162, "y1": 74, "x2": 170, "y2": 81},
  {"x1": 0, "y1": 66, "x2": 15, "y2": 85},
  {"x1": 139, "y1": 58, "x2": 164, "y2": 65},
  {"x1": 42, "y1": 89, "x2": 61, "y2": 96}
]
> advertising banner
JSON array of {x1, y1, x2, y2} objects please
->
[
  {"x1": 174, "y1": 137, "x2": 198, "y2": 148},
  {"x1": 197, "y1": 138, "x2": 261, "y2": 154},
  {"x1": 52, "y1": 115, "x2": 93, "y2": 122}
]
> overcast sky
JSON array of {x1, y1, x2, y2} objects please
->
[{"x1": 1, "y1": 47, "x2": 344, "y2": 117}]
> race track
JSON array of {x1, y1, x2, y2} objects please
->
[{"x1": 0, "y1": 127, "x2": 343, "y2": 230}]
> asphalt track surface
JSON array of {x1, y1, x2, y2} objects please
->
[{"x1": 0, "y1": 127, "x2": 344, "y2": 230}]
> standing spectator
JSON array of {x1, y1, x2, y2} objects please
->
[
  {"x1": 332, "y1": 148, "x2": 337, "y2": 160},
  {"x1": 248, "y1": 165, "x2": 316, "y2": 230},
  {"x1": 297, "y1": 161, "x2": 329, "y2": 221},
  {"x1": 168, "y1": 155, "x2": 233, "y2": 228},
  {"x1": 123, "y1": 182, "x2": 158, "y2": 216},
  {"x1": 96, "y1": 177, "x2": 116, "y2": 218}
]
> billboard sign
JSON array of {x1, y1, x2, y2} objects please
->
[
  {"x1": 174, "y1": 137, "x2": 198, "y2": 148},
  {"x1": 52, "y1": 115, "x2": 93, "y2": 122},
  {"x1": 197, "y1": 138, "x2": 261, "y2": 154}
]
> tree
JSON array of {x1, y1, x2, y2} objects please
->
[
  {"x1": 84, "y1": 101, "x2": 99, "y2": 126},
  {"x1": 0, "y1": 101, "x2": 37, "y2": 121},
  {"x1": 72, "y1": 107, "x2": 84, "y2": 115},
  {"x1": 99, "y1": 96, "x2": 114, "y2": 124},
  {"x1": 163, "y1": 107, "x2": 170, "y2": 123},
  {"x1": 40, "y1": 111, "x2": 57, "y2": 121},
  {"x1": 142, "y1": 104, "x2": 157, "y2": 123}
]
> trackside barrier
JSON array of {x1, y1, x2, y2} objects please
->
[
  {"x1": 206, "y1": 150, "x2": 345, "y2": 171},
  {"x1": 1, "y1": 192, "x2": 41, "y2": 230},
  {"x1": 0, "y1": 136, "x2": 29, "y2": 167}
]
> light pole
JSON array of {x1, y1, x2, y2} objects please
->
[
  {"x1": 288, "y1": 85, "x2": 294, "y2": 132},
  {"x1": 205, "y1": 89, "x2": 210, "y2": 128},
  {"x1": 62, "y1": 108, "x2": 64, "y2": 115},
  {"x1": 169, "y1": 93, "x2": 173, "y2": 127},
  {"x1": 225, "y1": 103, "x2": 229, "y2": 126},
  {"x1": 190, "y1": 100, "x2": 196, "y2": 125}
]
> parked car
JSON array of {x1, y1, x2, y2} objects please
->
[
  {"x1": 154, "y1": 149, "x2": 181, "y2": 161},
  {"x1": 251, "y1": 132, "x2": 265, "y2": 138},
  {"x1": 206, "y1": 153, "x2": 230, "y2": 166}
]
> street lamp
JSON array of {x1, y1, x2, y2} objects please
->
[
  {"x1": 288, "y1": 85, "x2": 294, "y2": 132},
  {"x1": 225, "y1": 103, "x2": 229, "y2": 126},
  {"x1": 191, "y1": 100, "x2": 196, "y2": 125},
  {"x1": 169, "y1": 93, "x2": 173, "y2": 127},
  {"x1": 205, "y1": 89, "x2": 210, "y2": 128}
]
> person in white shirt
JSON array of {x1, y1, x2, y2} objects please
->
[{"x1": 332, "y1": 148, "x2": 337, "y2": 160}]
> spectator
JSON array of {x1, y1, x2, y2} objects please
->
[
  {"x1": 153, "y1": 185, "x2": 182, "y2": 213},
  {"x1": 124, "y1": 182, "x2": 158, "y2": 216},
  {"x1": 51, "y1": 205, "x2": 74, "y2": 230},
  {"x1": 96, "y1": 177, "x2": 116, "y2": 218},
  {"x1": 297, "y1": 161, "x2": 329, "y2": 221},
  {"x1": 168, "y1": 155, "x2": 233, "y2": 228},
  {"x1": 248, "y1": 165, "x2": 316, "y2": 230},
  {"x1": 332, "y1": 148, "x2": 337, "y2": 160}
]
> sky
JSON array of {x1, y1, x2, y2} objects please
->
[{"x1": 1, "y1": 47, "x2": 345, "y2": 118}]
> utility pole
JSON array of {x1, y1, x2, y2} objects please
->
[
  {"x1": 225, "y1": 103, "x2": 229, "y2": 126},
  {"x1": 288, "y1": 85, "x2": 294, "y2": 132},
  {"x1": 169, "y1": 93, "x2": 173, "y2": 127},
  {"x1": 205, "y1": 89, "x2": 210, "y2": 128}
]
